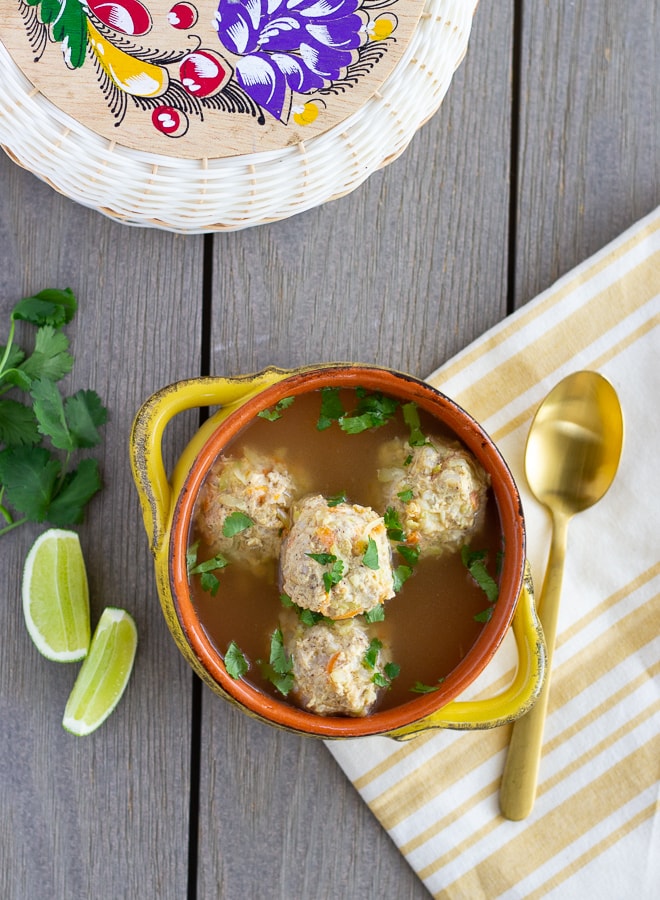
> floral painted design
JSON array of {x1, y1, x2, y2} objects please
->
[
  {"x1": 214, "y1": 0, "x2": 365, "y2": 122},
  {"x1": 17, "y1": 0, "x2": 401, "y2": 138}
]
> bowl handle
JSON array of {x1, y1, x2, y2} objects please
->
[
  {"x1": 387, "y1": 563, "x2": 546, "y2": 739},
  {"x1": 130, "y1": 371, "x2": 289, "y2": 555}
]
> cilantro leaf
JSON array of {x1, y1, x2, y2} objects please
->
[
  {"x1": 11, "y1": 288, "x2": 77, "y2": 328},
  {"x1": 257, "y1": 396, "x2": 295, "y2": 421},
  {"x1": 222, "y1": 510, "x2": 254, "y2": 537},
  {"x1": 45, "y1": 458, "x2": 102, "y2": 525},
  {"x1": 188, "y1": 552, "x2": 229, "y2": 594},
  {"x1": 30, "y1": 377, "x2": 73, "y2": 451},
  {"x1": 384, "y1": 506, "x2": 406, "y2": 542},
  {"x1": 396, "y1": 543, "x2": 420, "y2": 567},
  {"x1": 474, "y1": 607, "x2": 494, "y2": 623},
  {"x1": 326, "y1": 492, "x2": 347, "y2": 507},
  {"x1": 392, "y1": 565, "x2": 412, "y2": 592},
  {"x1": 362, "y1": 537, "x2": 380, "y2": 570},
  {"x1": 402, "y1": 402, "x2": 428, "y2": 447},
  {"x1": 339, "y1": 391, "x2": 399, "y2": 434},
  {"x1": 18, "y1": 326, "x2": 73, "y2": 385},
  {"x1": 307, "y1": 551, "x2": 336, "y2": 566},
  {"x1": 371, "y1": 661, "x2": 400, "y2": 689},
  {"x1": 364, "y1": 604, "x2": 385, "y2": 623},
  {"x1": 363, "y1": 637, "x2": 382, "y2": 669},
  {"x1": 0, "y1": 399, "x2": 40, "y2": 446},
  {"x1": 0, "y1": 446, "x2": 60, "y2": 521},
  {"x1": 397, "y1": 488, "x2": 413, "y2": 502},
  {"x1": 224, "y1": 642, "x2": 249, "y2": 679},
  {"x1": 65, "y1": 389, "x2": 108, "y2": 448},
  {"x1": 317, "y1": 387, "x2": 344, "y2": 430},
  {"x1": 410, "y1": 678, "x2": 444, "y2": 694},
  {"x1": 461, "y1": 547, "x2": 499, "y2": 602},
  {"x1": 269, "y1": 627, "x2": 293, "y2": 675},
  {"x1": 306, "y1": 552, "x2": 346, "y2": 591}
]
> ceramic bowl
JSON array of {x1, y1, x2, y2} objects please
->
[{"x1": 131, "y1": 364, "x2": 545, "y2": 739}]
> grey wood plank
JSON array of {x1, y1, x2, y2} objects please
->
[
  {"x1": 514, "y1": 0, "x2": 660, "y2": 307},
  {"x1": 197, "y1": 2, "x2": 513, "y2": 897},
  {"x1": 0, "y1": 158, "x2": 203, "y2": 900}
]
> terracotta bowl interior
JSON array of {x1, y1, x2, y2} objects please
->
[{"x1": 170, "y1": 366, "x2": 526, "y2": 737}]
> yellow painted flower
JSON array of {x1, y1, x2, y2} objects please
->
[
  {"x1": 293, "y1": 102, "x2": 320, "y2": 127},
  {"x1": 370, "y1": 16, "x2": 396, "y2": 41}
]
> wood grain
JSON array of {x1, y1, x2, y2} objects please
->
[
  {"x1": 196, "y1": 3, "x2": 512, "y2": 897},
  {"x1": 513, "y1": 0, "x2": 659, "y2": 306},
  {"x1": 0, "y1": 159, "x2": 203, "y2": 899},
  {"x1": 1, "y1": 0, "x2": 658, "y2": 897}
]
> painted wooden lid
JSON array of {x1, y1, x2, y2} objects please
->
[{"x1": 1, "y1": 0, "x2": 425, "y2": 159}]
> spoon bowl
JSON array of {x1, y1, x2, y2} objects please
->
[{"x1": 499, "y1": 370, "x2": 623, "y2": 820}]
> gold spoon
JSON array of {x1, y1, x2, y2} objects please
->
[{"x1": 499, "y1": 370, "x2": 624, "y2": 820}]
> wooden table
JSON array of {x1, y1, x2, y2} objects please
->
[{"x1": 1, "y1": 2, "x2": 657, "y2": 897}]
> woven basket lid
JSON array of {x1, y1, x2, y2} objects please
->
[{"x1": 0, "y1": 0, "x2": 477, "y2": 232}]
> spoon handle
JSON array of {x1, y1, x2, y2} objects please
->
[{"x1": 499, "y1": 512, "x2": 569, "y2": 820}]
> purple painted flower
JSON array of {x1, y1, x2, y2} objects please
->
[{"x1": 214, "y1": 0, "x2": 365, "y2": 121}]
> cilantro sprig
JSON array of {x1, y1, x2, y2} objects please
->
[
  {"x1": 261, "y1": 627, "x2": 295, "y2": 696},
  {"x1": 225, "y1": 642, "x2": 249, "y2": 679},
  {"x1": 306, "y1": 551, "x2": 345, "y2": 592},
  {"x1": 362, "y1": 638, "x2": 400, "y2": 688},
  {"x1": 316, "y1": 387, "x2": 399, "y2": 434},
  {"x1": 0, "y1": 289, "x2": 107, "y2": 535},
  {"x1": 187, "y1": 540, "x2": 229, "y2": 595},
  {"x1": 461, "y1": 546, "x2": 500, "y2": 622},
  {"x1": 257, "y1": 396, "x2": 295, "y2": 422}
]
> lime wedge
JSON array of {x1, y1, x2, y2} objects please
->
[
  {"x1": 62, "y1": 607, "x2": 137, "y2": 736},
  {"x1": 22, "y1": 528, "x2": 91, "y2": 662}
]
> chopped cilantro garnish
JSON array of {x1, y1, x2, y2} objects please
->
[
  {"x1": 281, "y1": 593, "x2": 331, "y2": 625},
  {"x1": 339, "y1": 391, "x2": 399, "y2": 434},
  {"x1": 410, "y1": 678, "x2": 445, "y2": 694},
  {"x1": 474, "y1": 607, "x2": 494, "y2": 623},
  {"x1": 224, "y1": 642, "x2": 249, "y2": 679},
  {"x1": 298, "y1": 607, "x2": 331, "y2": 626},
  {"x1": 306, "y1": 551, "x2": 345, "y2": 592},
  {"x1": 187, "y1": 545, "x2": 229, "y2": 596},
  {"x1": 307, "y1": 551, "x2": 336, "y2": 566},
  {"x1": 362, "y1": 537, "x2": 379, "y2": 570},
  {"x1": 0, "y1": 288, "x2": 106, "y2": 535},
  {"x1": 397, "y1": 488, "x2": 414, "y2": 502},
  {"x1": 222, "y1": 510, "x2": 254, "y2": 537},
  {"x1": 364, "y1": 604, "x2": 385, "y2": 623},
  {"x1": 326, "y1": 492, "x2": 347, "y2": 507},
  {"x1": 259, "y1": 628, "x2": 295, "y2": 696},
  {"x1": 384, "y1": 506, "x2": 406, "y2": 542},
  {"x1": 372, "y1": 661, "x2": 400, "y2": 689},
  {"x1": 257, "y1": 396, "x2": 295, "y2": 421},
  {"x1": 392, "y1": 565, "x2": 412, "y2": 592},
  {"x1": 402, "y1": 402, "x2": 428, "y2": 447},
  {"x1": 461, "y1": 547, "x2": 499, "y2": 602},
  {"x1": 396, "y1": 543, "x2": 420, "y2": 567},
  {"x1": 317, "y1": 387, "x2": 344, "y2": 430},
  {"x1": 363, "y1": 637, "x2": 382, "y2": 669}
]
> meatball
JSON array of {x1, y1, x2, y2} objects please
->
[
  {"x1": 285, "y1": 618, "x2": 391, "y2": 716},
  {"x1": 377, "y1": 436, "x2": 490, "y2": 554},
  {"x1": 195, "y1": 447, "x2": 301, "y2": 565},
  {"x1": 280, "y1": 495, "x2": 395, "y2": 619}
]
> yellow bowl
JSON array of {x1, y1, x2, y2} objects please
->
[{"x1": 130, "y1": 364, "x2": 545, "y2": 739}]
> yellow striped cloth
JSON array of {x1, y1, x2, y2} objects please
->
[{"x1": 326, "y1": 208, "x2": 660, "y2": 898}]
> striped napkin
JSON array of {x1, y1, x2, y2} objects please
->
[{"x1": 326, "y1": 208, "x2": 660, "y2": 898}]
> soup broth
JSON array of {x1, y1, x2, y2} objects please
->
[{"x1": 189, "y1": 387, "x2": 503, "y2": 714}]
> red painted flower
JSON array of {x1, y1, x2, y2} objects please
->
[
  {"x1": 168, "y1": 3, "x2": 198, "y2": 29},
  {"x1": 88, "y1": 0, "x2": 152, "y2": 36},
  {"x1": 179, "y1": 50, "x2": 230, "y2": 98},
  {"x1": 152, "y1": 106, "x2": 189, "y2": 137}
]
